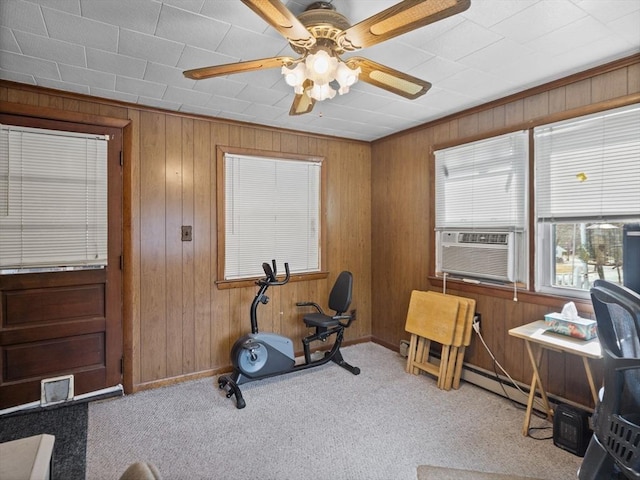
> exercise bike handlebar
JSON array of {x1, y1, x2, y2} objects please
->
[
  {"x1": 251, "y1": 261, "x2": 289, "y2": 334},
  {"x1": 260, "y1": 260, "x2": 290, "y2": 286}
]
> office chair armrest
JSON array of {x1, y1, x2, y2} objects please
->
[
  {"x1": 613, "y1": 358, "x2": 640, "y2": 371},
  {"x1": 296, "y1": 301, "x2": 324, "y2": 314}
]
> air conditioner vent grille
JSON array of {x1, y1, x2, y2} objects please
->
[
  {"x1": 439, "y1": 231, "x2": 516, "y2": 282},
  {"x1": 459, "y1": 232, "x2": 509, "y2": 245}
]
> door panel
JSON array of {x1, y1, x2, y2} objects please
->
[
  {"x1": 4, "y1": 334, "x2": 105, "y2": 380},
  {"x1": 4, "y1": 284, "x2": 104, "y2": 325},
  {"x1": 0, "y1": 270, "x2": 115, "y2": 408}
]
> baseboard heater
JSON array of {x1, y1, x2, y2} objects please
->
[
  {"x1": 399, "y1": 341, "x2": 586, "y2": 415},
  {"x1": 459, "y1": 361, "x2": 592, "y2": 415}
]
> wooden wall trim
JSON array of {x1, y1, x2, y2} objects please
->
[
  {"x1": 375, "y1": 52, "x2": 640, "y2": 145},
  {"x1": 0, "y1": 80, "x2": 369, "y2": 146},
  {"x1": 429, "y1": 93, "x2": 640, "y2": 153},
  {"x1": 0, "y1": 100, "x2": 130, "y2": 128}
]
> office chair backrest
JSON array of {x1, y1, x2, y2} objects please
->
[
  {"x1": 580, "y1": 281, "x2": 640, "y2": 479},
  {"x1": 591, "y1": 281, "x2": 640, "y2": 359},
  {"x1": 328, "y1": 271, "x2": 353, "y2": 315}
]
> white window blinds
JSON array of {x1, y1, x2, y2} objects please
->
[
  {"x1": 0, "y1": 124, "x2": 108, "y2": 271},
  {"x1": 224, "y1": 153, "x2": 321, "y2": 280},
  {"x1": 535, "y1": 104, "x2": 640, "y2": 222},
  {"x1": 435, "y1": 130, "x2": 528, "y2": 230}
]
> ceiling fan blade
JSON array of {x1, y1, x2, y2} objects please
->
[
  {"x1": 289, "y1": 80, "x2": 315, "y2": 115},
  {"x1": 241, "y1": 0, "x2": 316, "y2": 49},
  {"x1": 183, "y1": 56, "x2": 295, "y2": 80},
  {"x1": 346, "y1": 57, "x2": 431, "y2": 100},
  {"x1": 289, "y1": 93, "x2": 315, "y2": 116},
  {"x1": 339, "y1": 0, "x2": 470, "y2": 50}
]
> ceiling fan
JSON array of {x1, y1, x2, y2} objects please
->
[{"x1": 183, "y1": 0, "x2": 471, "y2": 115}]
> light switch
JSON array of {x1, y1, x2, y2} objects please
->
[{"x1": 181, "y1": 226, "x2": 192, "y2": 241}]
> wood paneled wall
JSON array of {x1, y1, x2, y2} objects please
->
[
  {"x1": 370, "y1": 55, "x2": 640, "y2": 407},
  {"x1": 0, "y1": 82, "x2": 372, "y2": 393}
]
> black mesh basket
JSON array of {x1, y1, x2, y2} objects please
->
[{"x1": 604, "y1": 413, "x2": 640, "y2": 478}]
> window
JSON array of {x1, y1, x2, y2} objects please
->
[
  {"x1": 434, "y1": 131, "x2": 529, "y2": 284},
  {"x1": 534, "y1": 104, "x2": 640, "y2": 298},
  {"x1": 220, "y1": 149, "x2": 323, "y2": 281},
  {"x1": 0, "y1": 124, "x2": 108, "y2": 273}
]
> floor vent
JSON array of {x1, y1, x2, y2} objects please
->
[{"x1": 40, "y1": 374, "x2": 74, "y2": 406}]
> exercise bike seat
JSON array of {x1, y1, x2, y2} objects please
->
[
  {"x1": 303, "y1": 312, "x2": 341, "y2": 328},
  {"x1": 298, "y1": 271, "x2": 353, "y2": 329}
]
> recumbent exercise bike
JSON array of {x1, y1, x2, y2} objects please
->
[{"x1": 218, "y1": 261, "x2": 360, "y2": 409}]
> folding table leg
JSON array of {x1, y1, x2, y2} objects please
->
[
  {"x1": 451, "y1": 346, "x2": 466, "y2": 390},
  {"x1": 406, "y1": 334, "x2": 418, "y2": 374},
  {"x1": 442, "y1": 346, "x2": 459, "y2": 390},
  {"x1": 438, "y1": 345, "x2": 451, "y2": 390}
]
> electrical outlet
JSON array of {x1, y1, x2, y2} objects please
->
[
  {"x1": 473, "y1": 313, "x2": 481, "y2": 333},
  {"x1": 181, "y1": 225, "x2": 192, "y2": 241},
  {"x1": 399, "y1": 339, "x2": 410, "y2": 358}
]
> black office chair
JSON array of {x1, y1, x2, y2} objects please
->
[
  {"x1": 296, "y1": 271, "x2": 360, "y2": 374},
  {"x1": 579, "y1": 280, "x2": 640, "y2": 480}
]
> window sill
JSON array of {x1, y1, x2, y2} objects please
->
[
  {"x1": 428, "y1": 275, "x2": 594, "y2": 314},
  {"x1": 0, "y1": 265, "x2": 106, "y2": 275}
]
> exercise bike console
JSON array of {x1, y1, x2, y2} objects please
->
[{"x1": 218, "y1": 260, "x2": 360, "y2": 409}]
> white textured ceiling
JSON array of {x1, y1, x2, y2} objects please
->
[{"x1": 1, "y1": 0, "x2": 639, "y2": 141}]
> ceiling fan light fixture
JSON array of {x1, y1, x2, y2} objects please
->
[
  {"x1": 335, "y1": 62, "x2": 361, "y2": 94},
  {"x1": 305, "y1": 50, "x2": 338, "y2": 85},
  {"x1": 282, "y1": 52, "x2": 361, "y2": 101},
  {"x1": 309, "y1": 83, "x2": 336, "y2": 101},
  {"x1": 282, "y1": 62, "x2": 306, "y2": 90}
]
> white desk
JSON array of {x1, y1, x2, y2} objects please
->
[
  {"x1": 508, "y1": 320, "x2": 602, "y2": 436},
  {"x1": 0, "y1": 434, "x2": 55, "y2": 480}
]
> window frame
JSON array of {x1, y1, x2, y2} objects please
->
[
  {"x1": 533, "y1": 104, "x2": 640, "y2": 299},
  {"x1": 433, "y1": 129, "x2": 530, "y2": 286},
  {"x1": 215, "y1": 145, "x2": 327, "y2": 288}
]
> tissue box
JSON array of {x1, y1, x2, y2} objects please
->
[{"x1": 544, "y1": 313, "x2": 597, "y2": 340}]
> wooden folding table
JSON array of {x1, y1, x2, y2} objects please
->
[{"x1": 508, "y1": 320, "x2": 602, "y2": 436}]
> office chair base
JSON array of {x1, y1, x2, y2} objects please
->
[{"x1": 579, "y1": 435, "x2": 635, "y2": 479}]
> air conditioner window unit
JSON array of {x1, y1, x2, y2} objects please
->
[{"x1": 439, "y1": 231, "x2": 516, "y2": 282}]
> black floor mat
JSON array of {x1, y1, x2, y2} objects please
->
[{"x1": 0, "y1": 401, "x2": 87, "y2": 480}]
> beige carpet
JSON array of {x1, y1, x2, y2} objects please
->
[
  {"x1": 88, "y1": 343, "x2": 582, "y2": 479},
  {"x1": 417, "y1": 465, "x2": 544, "y2": 480}
]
